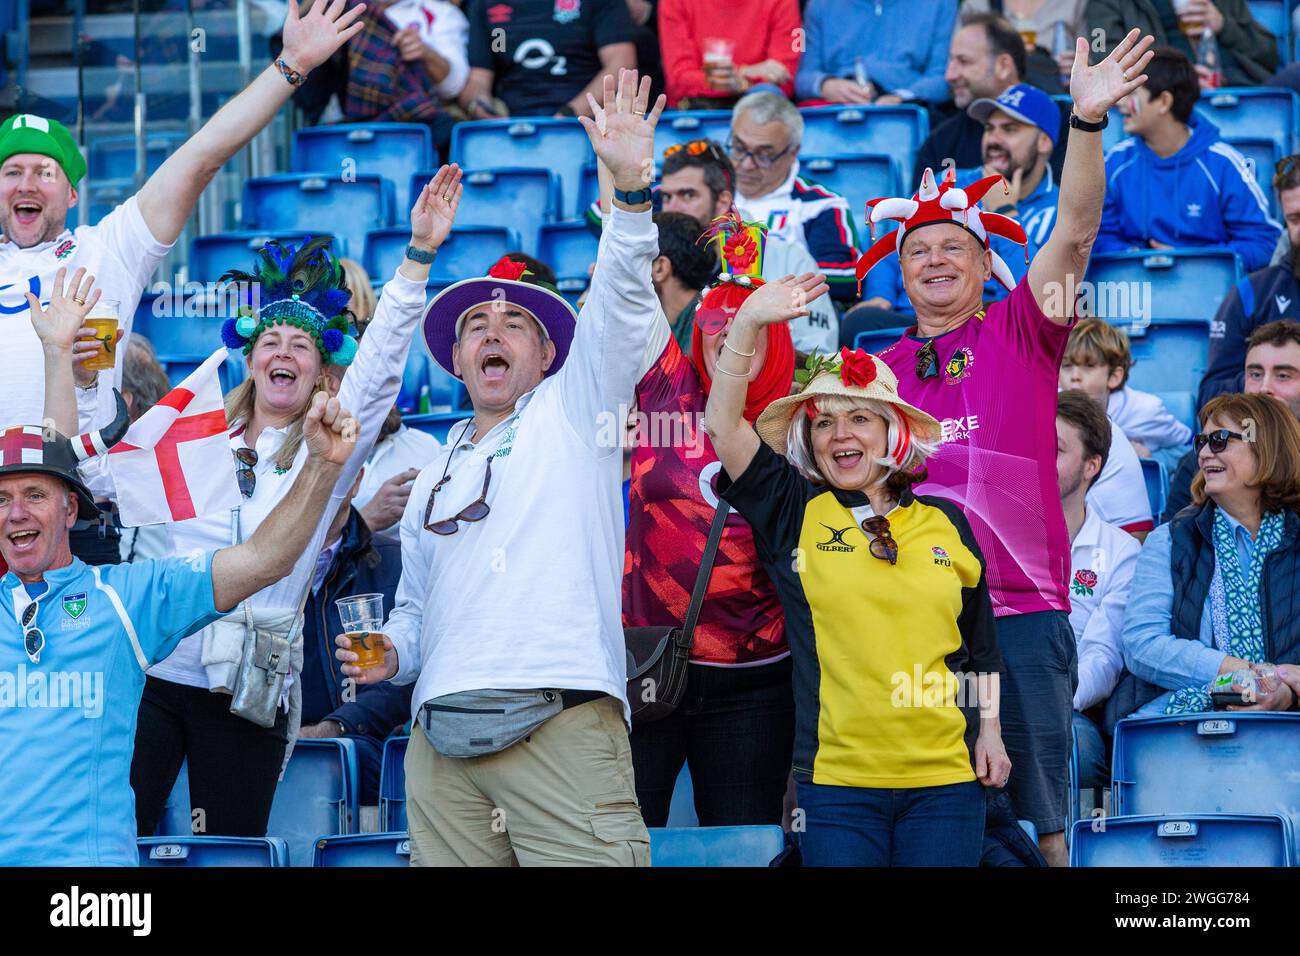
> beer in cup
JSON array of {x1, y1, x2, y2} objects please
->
[
  {"x1": 336, "y1": 593, "x2": 386, "y2": 669},
  {"x1": 82, "y1": 299, "x2": 121, "y2": 373}
]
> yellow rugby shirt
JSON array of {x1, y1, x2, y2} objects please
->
[{"x1": 718, "y1": 442, "x2": 1003, "y2": 789}]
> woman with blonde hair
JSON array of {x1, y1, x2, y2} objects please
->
[
  {"x1": 129, "y1": 165, "x2": 463, "y2": 839},
  {"x1": 704, "y1": 274, "x2": 1010, "y2": 866}
]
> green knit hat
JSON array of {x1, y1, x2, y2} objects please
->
[{"x1": 0, "y1": 114, "x2": 86, "y2": 186}]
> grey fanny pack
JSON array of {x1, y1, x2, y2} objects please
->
[{"x1": 419, "y1": 688, "x2": 606, "y2": 758}]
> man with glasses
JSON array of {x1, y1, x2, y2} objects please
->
[
  {"x1": 0, "y1": 278, "x2": 359, "y2": 865},
  {"x1": 1200, "y1": 156, "x2": 1300, "y2": 410},
  {"x1": 727, "y1": 91, "x2": 862, "y2": 307},
  {"x1": 858, "y1": 30, "x2": 1157, "y2": 866},
  {"x1": 340, "y1": 70, "x2": 665, "y2": 867}
]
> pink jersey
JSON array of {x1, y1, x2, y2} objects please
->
[{"x1": 877, "y1": 279, "x2": 1072, "y2": 617}]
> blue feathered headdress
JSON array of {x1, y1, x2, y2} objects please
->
[{"x1": 218, "y1": 236, "x2": 359, "y2": 366}]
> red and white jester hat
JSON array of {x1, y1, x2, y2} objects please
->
[{"x1": 853, "y1": 166, "x2": 1028, "y2": 292}]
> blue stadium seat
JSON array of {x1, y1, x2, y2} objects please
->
[
  {"x1": 88, "y1": 132, "x2": 185, "y2": 182},
  {"x1": 1247, "y1": 0, "x2": 1290, "y2": 64},
  {"x1": 157, "y1": 351, "x2": 247, "y2": 392},
  {"x1": 1194, "y1": 88, "x2": 1298, "y2": 158},
  {"x1": 801, "y1": 154, "x2": 900, "y2": 229},
  {"x1": 365, "y1": 225, "x2": 520, "y2": 286},
  {"x1": 538, "y1": 221, "x2": 599, "y2": 283},
  {"x1": 578, "y1": 163, "x2": 599, "y2": 218},
  {"x1": 132, "y1": 292, "x2": 231, "y2": 356},
  {"x1": 1126, "y1": 318, "x2": 1209, "y2": 396},
  {"x1": 854, "y1": 326, "x2": 909, "y2": 354},
  {"x1": 449, "y1": 118, "x2": 589, "y2": 222},
  {"x1": 138, "y1": 836, "x2": 290, "y2": 867},
  {"x1": 1154, "y1": 389, "x2": 1196, "y2": 434},
  {"x1": 242, "y1": 173, "x2": 394, "y2": 259},
  {"x1": 799, "y1": 105, "x2": 929, "y2": 176},
  {"x1": 667, "y1": 762, "x2": 699, "y2": 827},
  {"x1": 404, "y1": 411, "x2": 471, "y2": 443},
  {"x1": 416, "y1": 168, "x2": 559, "y2": 256},
  {"x1": 656, "y1": 110, "x2": 735, "y2": 156},
  {"x1": 190, "y1": 230, "x2": 331, "y2": 283},
  {"x1": 648, "y1": 825, "x2": 785, "y2": 866},
  {"x1": 398, "y1": 342, "x2": 429, "y2": 414},
  {"x1": 1224, "y1": 136, "x2": 1282, "y2": 217},
  {"x1": 87, "y1": 179, "x2": 134, "y2": 224},
  {"x1": 313, "y1": 832, "x2": 412, "y2": 867},
  {"x1": 1112, "y1": 713, "x2": 1300, "y2": 854},
  {"x1": 426, "y1": 358, "x2": 466, "y2": 412},
  {"x1": 1084, "y1": 249, "x2": 1241, "y2": 325},
  {"x1": 266, "y1": 738, "x2": 360, "y2": 867},
  {"x1": 294, "y1": 123, "x2": 433, "y2": 214},
  {"x1": 379, "y1": 736, "x2": 408, "y2": 832},
  {"x1": 1140, "y1": 457, "x2": 1168, "y2": 522},
  {"x1": 1070, "y1": 813, "x2": 1293, "y2": 867}
]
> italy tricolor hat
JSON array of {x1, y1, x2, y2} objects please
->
[{"x1": 0, "y1": 114, "x2": 87, "y2": 186}]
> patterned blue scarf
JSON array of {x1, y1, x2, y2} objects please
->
[{"x1": 1165, "y1": 510, "x2": 1285, "y2": 714}]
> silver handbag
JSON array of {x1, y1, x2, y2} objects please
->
[{"x1": 226, "y1": 506, "x2": 313, "y2": 728}]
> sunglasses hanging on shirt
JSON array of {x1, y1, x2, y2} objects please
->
[{"x1": 21, "y1": 601, "x2": 44, "y2": 664}]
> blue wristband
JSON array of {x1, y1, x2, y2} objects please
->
[{"x1": 614, "y1": 186, "x2": 654, "y2": 206}]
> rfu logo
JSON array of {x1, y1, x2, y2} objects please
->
[{"x1": 816, "y1": 524, "x2": 857, "y2": 553}]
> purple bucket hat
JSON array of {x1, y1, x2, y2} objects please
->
[{"x1": 422, "y1": 257, "x2": 578, "y2": 379}]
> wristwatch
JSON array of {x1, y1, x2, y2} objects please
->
[
  {"x1": 1070, "y1": 111, "x2": 1109, "y2": 132},
  {"x1": 406, "y1": 244, "x2": 437, "y2": 264},
  {"x1": 613, "y1": 186, "x2": 654, "y2": 206}
]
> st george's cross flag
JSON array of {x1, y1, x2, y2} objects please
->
[{"x1": 108, "y1": 349, "x2": 240, "y2": 526}]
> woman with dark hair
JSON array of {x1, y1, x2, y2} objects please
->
[
  {"x1": 128, "y1": 166, "x2": 463, "y2": 839},
  {"x1": 1112, "y1": 393, "x2": 1300, "y2": 721},
  {"x1": 703, "y1": 275, "x2": 1010, "y2": 866}
]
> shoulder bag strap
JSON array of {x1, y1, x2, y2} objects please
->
[{"x1": 680, "y1": 500, "x2": 731, "y2": 650}]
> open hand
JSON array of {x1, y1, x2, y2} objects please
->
[
  {"x1": 1070, "y1": 28, "x2": 1155, "y2": 123},
  {"x1": 302, "y1": 391, "x2": 357, "y2": 467},
  {"x1": 579, "y1": 69, "x2": 667, "y2": 192},
  {"x1": 410, "y1": 164, "x2": 462, "y2": 252},
  {"x1": 26, "y1": 266, "x2": 101, "y2": 354},
  {"x1": 281, "y1": 0, "x2": 368, "y2": 74},
  {"x1": 735, "y1": 272, "x2": 829, "y2": 328}
]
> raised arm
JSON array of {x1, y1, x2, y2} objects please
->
[
  {"x1": 702, "y1": 274, "x2": 828, "y2": 482},
  {"x1": 27, "y1": 268, "x2": 101, "y2": 436},
  {"x1": 210, "y1": 392, "x2": 352, "y2": 612},
  {"x1": 135, "y1": 0, "x2": 366, "y2": 245},
  {"x1": 1028, "y1": 29, "x2": 1155, "y2": 323}
]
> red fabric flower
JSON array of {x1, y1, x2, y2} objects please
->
[
  {"x1": 838, "y1": 347, "x2": 878, "y2": 388},
  {"x1": 1074, "y1": 569, "x2": 1098, "y2": 590},
  {"x1": 488, "y1": 256, "x2": 529, "y2": 281},
  {"x1": 721, "y1": 233, "x2": 759, "y2": 273}
]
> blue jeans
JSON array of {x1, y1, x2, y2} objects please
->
[
  {"x1": 796, "y1": 779, "x2": 986, "y2": 866},
  {"x1": 1071, "y1": 711, "x2": 1110, "y2": 792}
]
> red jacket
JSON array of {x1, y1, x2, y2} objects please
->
[{"x1": 659, "y1": 0, "x2": 802, "y2": 106}]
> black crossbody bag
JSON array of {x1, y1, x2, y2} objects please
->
[{"x1": 624, "y1": 501, "x2": 730, "y2": 728}]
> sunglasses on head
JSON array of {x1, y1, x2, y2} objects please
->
[
  {"x1": 234, "y1": 447, "x2": 258, "y2": 498},
  {"x1": 21, "y1": 601, "x2": 44, "y2": 664},
  {"x1": 861, "y1": 515, "x2": 898, "y2": 566},
  {"x1": 423, "y1": 456, "x2": 493, "y2": 535},
  {"x1": 1194, "y1": 428, "x2": 1246, "y2": 455},
  {"x1": 663, "y1": 139, "x2": 723, "y2": 162}
]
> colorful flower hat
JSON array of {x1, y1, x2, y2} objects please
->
[
  {"x1": 755, "y1": 348, "x2": 942, "y2": 459},
  {"x1": 695, "y1": 213, "x2": 768, "y2": 334},
  {"x1": 422, "y1": 255, "x2": 578, "y2": 379},
  {"x1": 219, "y1": 236, "x2": 359, "y2": 366},
  {"x1": 854, "y1": 166, "x2": 1028, "y2": 292}
]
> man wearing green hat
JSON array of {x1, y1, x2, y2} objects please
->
[{"x1": 0, "y1": 0, "x2": 366, "y2": 440}]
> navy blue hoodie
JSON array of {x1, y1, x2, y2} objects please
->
[{"x1": 1096, "y1": 115, "x2": 1280, "y2": 272}]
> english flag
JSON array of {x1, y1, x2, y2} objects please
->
[{"x1": 108, "y1": 349, "x2": 241, "y2": 526}]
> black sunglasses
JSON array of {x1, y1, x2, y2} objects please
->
[
  {"x1": 1194, "y1": 428, "x2": 1247, "y2": 455},
  {"x1": 861, "y1": 515, "x2": 898, "y2": 566},
  {"x1": 234, "y1": 447, "x2": 258, "y2": 498},
  {"x1": 21, "y1": 601, "x2": 44, "y2": 664},
  {"x1": 423, "y1": 456, "x2": 493, "y2": 535}
]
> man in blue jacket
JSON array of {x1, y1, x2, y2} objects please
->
[
  {"x1": 298, "y1": 476, "x2": 411, "y2": 805},
  {"x1": 1097, "y1": 47, "x2": 1279, "y2": 271}
]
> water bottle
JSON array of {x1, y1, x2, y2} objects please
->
[
  {"x1": 418, "y1": 384, "x2": 431, "y2": 415},
  {"x1": 1052, "y1": 21, "x2": 1072, "y2": 90},
  {"x1": 1197, "y1": 26, "x2": 1223, "y2": 90}
]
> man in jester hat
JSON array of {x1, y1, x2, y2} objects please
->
[{"x1": 855, "y1": 29, "x2": 1157, "y2": 866}]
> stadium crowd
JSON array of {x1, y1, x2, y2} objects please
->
[{"x1": 0, "y1": 0, "x2": 1299, "y2": 868}]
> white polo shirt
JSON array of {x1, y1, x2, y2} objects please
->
[
  {"x1": 1086, "y1": 418, "x2": 1154, "y2": 534},
  {"x1": 1067, "y1": 505, "x2": 1142, "y2": 710},
  {"x1": 385, "y1": 206, "x2": 659, "y2": 725}
]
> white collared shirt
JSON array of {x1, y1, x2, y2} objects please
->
[
  {"x1": 354, "y1": 424, "x2": 444, "y2": 542},
  {"x1": 146, "y1": 268, "x2": 429, "y2": 688},
  {"x1": 1108, "y1": 385, "x2": 1192, "y2": 453},
  {"x1": 384, "y1": 205, "x2": 659, "y2": 726},
  {"x1": 1068, "y1": 505, "x2": 1142, "y2": 710},
  {"x1": 1086, "y1": 418, "x2": 1154, "y2": 533}
]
